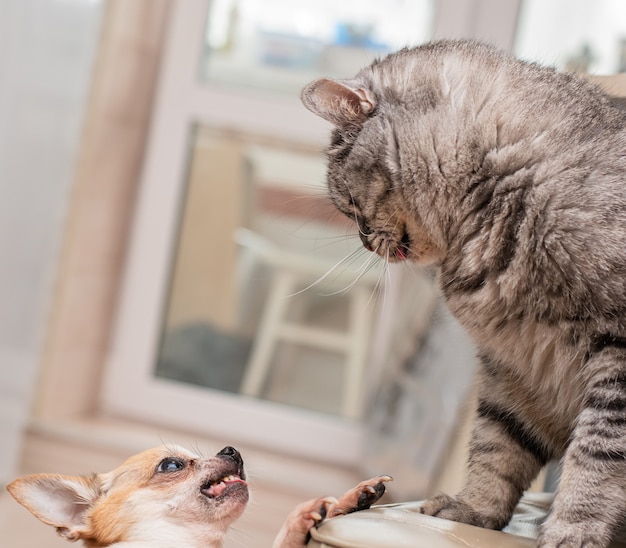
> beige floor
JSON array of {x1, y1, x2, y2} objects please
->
[{"x1": 1, "y1": 491, "x2": 70, "y2": 548}]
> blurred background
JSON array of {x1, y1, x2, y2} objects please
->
[{"x1": 2, "y1": 0, "x2": 626, "y2": 546}]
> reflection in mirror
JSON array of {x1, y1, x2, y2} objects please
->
[{"x1": 155, "y1": 125, "x2": 386, "y2": 418}]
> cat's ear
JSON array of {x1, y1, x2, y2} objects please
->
[{"x1": 301, "y1": 78, "x2": 376, "y2": 127}]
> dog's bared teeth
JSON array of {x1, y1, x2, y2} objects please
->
[{"x1": 202, "y1": 474, "x2": 247, "y2": 498}]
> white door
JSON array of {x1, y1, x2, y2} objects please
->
[{"x1": 0, "y1": 0, "x2": 102, "y2": 482}]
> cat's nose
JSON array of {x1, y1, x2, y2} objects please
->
[{"x1": 359, "y1": 232, "x2": 374, "y2": 252}]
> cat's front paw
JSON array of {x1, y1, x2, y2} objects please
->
[
  {"x1": 420, "y1": 493, "x2": 505, "y2": 530},
  {"x1": 538, "y1": 522, "x2": 612, "y2": 548}
]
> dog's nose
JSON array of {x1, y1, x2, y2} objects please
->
[{"x1": 217, "y1": 446, "x2": 243, "y2": 467}]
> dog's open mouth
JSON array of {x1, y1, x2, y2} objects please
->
[{"x1": 201, "y1": 474, "x2": 247, "y2": 498}]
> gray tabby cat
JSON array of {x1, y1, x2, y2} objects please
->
[{"x1": 301, "y1": 40, "x2": 626, "y2": 548}]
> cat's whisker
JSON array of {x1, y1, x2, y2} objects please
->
[
  {"x1": 311, "y1": 232, "x2": 361, "y2": 242},
  {"x1": 318, "y1": 251, "x2": 382, "y2": 297},
  {"x1": 344, "y1": 183, "x2": 375, "y2": 238},
  {"x1": 286, "y1": 246, "x2": 369, "y2": 298},
  {"x1": 361, "y1": 243, "x2": 390, "y2": 306},
  {"x1": 303, "y1": 233, "x2": 362, "y2": 253},
  {"x1": 374, "y1": 249, "x2": 392, "y2": 311},
  {"x1": 367, "y1": 251, "x2": 390, "y2": 308}
]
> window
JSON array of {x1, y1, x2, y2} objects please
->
[
  {"x1": 516, "y1": 0, "x2": 626, "y2": 73},
  {"x1": 102, "y1": 0, "x2": 523, "y2": 468},
  {"x1": 201, "y1": 0, "x2": 433, "y2": 94}
]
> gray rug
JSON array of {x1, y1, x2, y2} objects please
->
[{"x1": 155, "y1": 323, "x2": 252, "y2": 394}]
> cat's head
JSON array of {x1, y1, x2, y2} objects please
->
[{"x1": 301, "y1": 71, "x2": 445, "y2": 266}]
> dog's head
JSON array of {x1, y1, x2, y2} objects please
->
[{"x1": 7, "y1": 445, "x2": 249, "y2": 547}]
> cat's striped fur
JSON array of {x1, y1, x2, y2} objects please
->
[{"x1": 302, "y1": 40, "x2": 626, "y2": 547}]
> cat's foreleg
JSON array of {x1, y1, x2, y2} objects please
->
[
  {"x1": 420, "y1": 396, "x2": 548, "y2": 529},
  {"x1": 538, "y1": 350, "x2": 626, "y2": 548}
]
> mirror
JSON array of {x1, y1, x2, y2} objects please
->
[{"x1": 154, "y1": 125, "x2": 384, "y2": 418}]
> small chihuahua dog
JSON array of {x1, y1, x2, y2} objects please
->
[{"x1": 7, "y1": 444, "x2": 390, "y2": 547}]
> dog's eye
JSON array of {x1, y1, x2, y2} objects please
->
[{"x1": 157, "y1": 457, "x2": 185, "y2": 473}]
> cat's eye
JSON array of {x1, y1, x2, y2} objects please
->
[{"x1": 157, "y1": 457, "x2": 186, "y2": 473}]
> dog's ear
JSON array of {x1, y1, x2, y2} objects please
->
[{"x1": 7, "y1": 473, "x2": 101, "y2": 542}]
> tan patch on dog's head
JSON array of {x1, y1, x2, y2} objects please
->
[{"x1": 7, "y1": 445, "x2": 249, "y2": 547}]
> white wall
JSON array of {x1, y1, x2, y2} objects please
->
[{"x1": 0, "y1": 0, "x2": 102, "y2": 483}]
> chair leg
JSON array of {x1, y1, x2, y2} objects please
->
[
  {"x1": 342, "y1": 285, "x2": 374, "y2": 419},
  {"x1": 240, "y1": 270, "x2": 295, "y2": 397}
]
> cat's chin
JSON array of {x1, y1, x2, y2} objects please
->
[
  {"x1": 380, "y1": 252, "x2": 439, "y2": 266},
  {"x1": 374, "y1": 246, "x2": 410, "y2": 263},
  {"x1": 377, "y1": 245, "x2": 442, "y2": 266}
]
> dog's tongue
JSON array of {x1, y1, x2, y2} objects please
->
[{"x1": 208, "y1": 476, "x2": 247, "y2": 497}]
